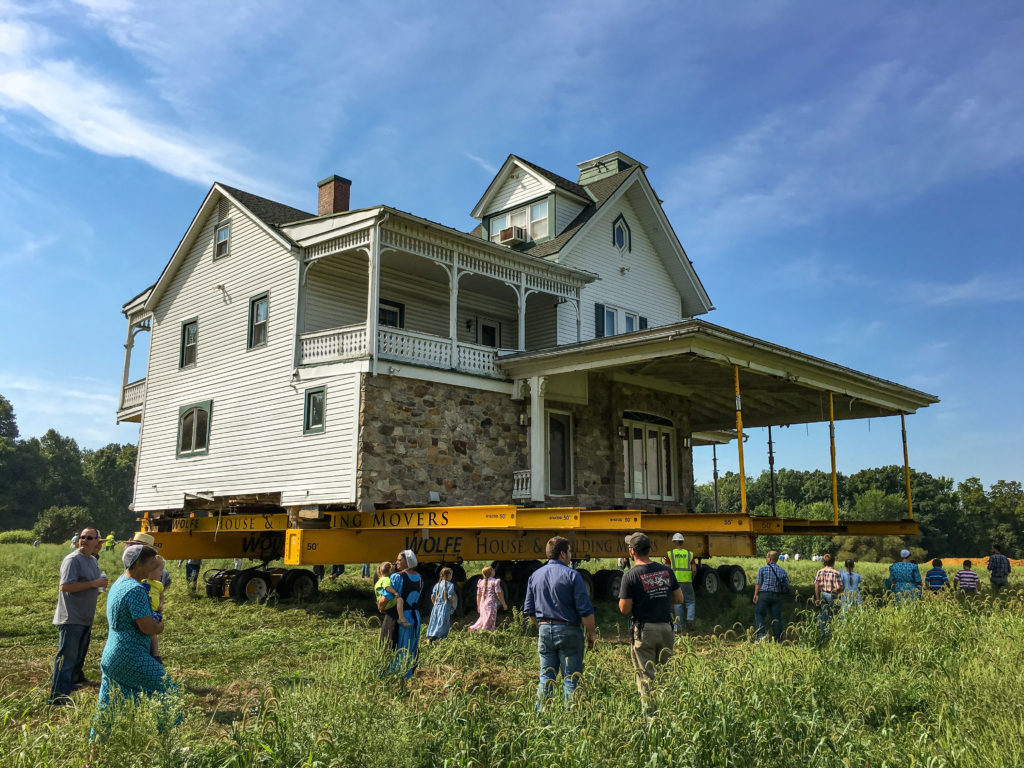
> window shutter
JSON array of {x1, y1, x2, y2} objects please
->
[
  {"x1": 639, "y1": 316, "x2": 648, "y2": 330},
  {"x1": 594, "y1": 304, "x2": 605, "y2": 338}
]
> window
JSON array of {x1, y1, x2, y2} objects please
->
[
  {"x1": 595, "y1": 303, "x2": 647, "y2": 337},
  {"x1": 621, "y1": 413, "x2": 675, "y2": 500},
  {"x1": 177, "y1": 401, "x2": 211, "y2": 457},
  {"x1": 489, "y1": 200, "x2": 549, "y2": 243},
  {"x1": 180, "y1": 319, "x2": 198, "y2": 368},
  {"x1": 477, "y1": 316, "x2": 501, "y2": 348},
  {"x1": 612, "y1": 214, "x2": 631, "y2": 253},
  {"x1": 214, "y1": 222, "x2": 231, "y2": 259},
  {"x1": 547, "y1": 411, "x2": 573, "y2": 496},
  {"x1": 248, "y1": 293, "x2": 269, "y2": 348},
  {"x1": 378, "y1": 300, "x2": 405, "y2": 328},
  {"x1": 304, "y1": 387, "x2": 325, "y2": 434}
]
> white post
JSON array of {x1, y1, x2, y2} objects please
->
[
  {"x1": 529, "y1": 375, "x2": 547, "y2": 501},
  {"x1": 366, "y1": 227, "x2": 380, "y2": 375},
  {"x1": 450, "y1": 253, "x2": 460, "y2": 369},
  {"x1": 517, "y1": 272, "x2": 527, "y2": 351},
  {"x1": 120, "y1": 324, "x2": 135, "y2": 408}
]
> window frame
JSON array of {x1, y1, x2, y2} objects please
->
[
  {"x1": 476, "y1": 316, "x2": 502, "y2": 348},
  {"x1": 488, "y1": 196, "x2": 553, "y2": 244},
  {"x1": 378, "y1": 299, "x2": 405, "y2": 329},
  {"x1": 303, "y1": 386, "x2": 326, "y2": 435},
  {"x1": 176, "y1": 400, "x2": 212, "y2": 458},
  {"x1": 546, "y1": 408, "x2": 574, "y2": 497},
  {"x1": 611, "y1": 213, "x2": 631, "y2": 253},
  {"x1": 179, "y1": 318, "x2": 198, "y2": 369},
  {"x1": 214, "y1": 220, "x2": 231, "y2": 260},
  {"x1": 247, "y1": 292, "x2": 270, "y2": 349},
  {"x1": 621, "y1": 413, "x2": 676, "y2": 501}
]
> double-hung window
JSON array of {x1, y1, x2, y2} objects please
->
[
  {"x1": 304, "y1": 387, "x2": 325, "y2": 434},
  {"x1": 547, "y1": 410, "x2": 573, "y2": 496},
  {"x1": 214, "y1": 221, "x2": 230, "y2": 259},
  {"x1": 378, "y1": 300, "x2": 405, "y2": 328},
  {"x1": 489, "y1": 200, "x2": 549, "y2": 243},
  {"x1": 621, "y1": 412, "x2": 675, "y2": 500},
  {"x1": 180, "y1": 319, "x2": 198, "y2": 368},
  {"x1": 177, "y1": 401, "x2": 212, "y2": 457},
  {"x1": 248, "y1": 293, "x2": 269, "y2": 348},
  {"x1": 596, "y1": 303, "x2": 645, "y2": 337}
]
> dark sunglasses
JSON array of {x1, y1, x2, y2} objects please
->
[{"x1": 80, "y1": 536, "x2": 98, "y2": 540}]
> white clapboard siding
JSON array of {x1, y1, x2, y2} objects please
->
[
  {"x1": 303, "y1": 251, "x2": 368, "y2": 331},
  {"x1": 134, "y1": 197, "x2": 359, "y2": 511},
  {"x1": 486, "y1": 168, "x2": 549, "y2": 214},
  {"x1": 524, "y1": 294, "x2": 558, "y2": 349},
  {"x1": 555, "y1": 195, "x2": 585, "y2": 235},
  {"x1": 557, "y1": 195, "x2": 682, "y2": 344}
]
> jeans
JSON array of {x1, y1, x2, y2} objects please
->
[
  {"x1": 361, "y1": 563, "x2": 371, "y2": 578},
  {"x1": 673, "y1": 583, "x2": 696, "y2": 628},
  {"x1": 50, "y1": 623, "x2": 92, "y2": 700},
  {"x1": 185, "y1": 562, "x2": 201, "y2": 587},
  {"x1": 990, "y1": 575, "x2": 1008, "y2": 590},
  {"x1": 754, "y1": 591, "x2": 784, "y2": 641},
  {"x1": 817, "y1": 592, "x2": 837, "y2": 638},
  {"x1": 537, "y1": 624, "x2": 584, "y2": 707}
]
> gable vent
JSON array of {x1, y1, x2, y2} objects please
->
[{"x1": 217, "y1": 198, "x2": 229, "y2": 221}]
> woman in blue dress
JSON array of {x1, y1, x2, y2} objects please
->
[
  {"x1": 381, "y1": 549, "x2": 422, "y2": 679},
  {"x1": 840, "y1": 559, "x2": 862, "y2": 609},
  {"x1": 888, "y1": 548, "x2": 922, "y2": 603},
  {"x1": 426, "y1": 566, "x2": 457, "y2": 642},
  {"x1": 92, "y1": 545, "x2": 180, "y2": 738}
]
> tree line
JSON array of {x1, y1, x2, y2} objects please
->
[
  {"x1": 0, "y1": 395, "x2": 136, "y2": 541},
  {"x1": 694, "y1": 465, "x2": 1023, "y2": 560}
]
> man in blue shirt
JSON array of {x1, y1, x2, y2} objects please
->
[
  {"x1": 523, "y1": 536, "x2": 596, "y2": 707},
  {"x1": 752, "y1": 550, "x2": 789, "y2": 642}
]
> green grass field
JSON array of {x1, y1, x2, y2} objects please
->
[{"x1": 2, "y1": 545, "x2": 1022, "y2": 768}]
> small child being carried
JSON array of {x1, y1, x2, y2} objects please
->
[
  {"x1": 141, "y1": 554, "x2": 168, "y2": 663},
  {"x1": 374, "y1": 561, "x2": 410, "y2": 627}
]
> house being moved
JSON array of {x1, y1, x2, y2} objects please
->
[{"x1": 117, "y1": 151, "x2": 937, "y2": 526}]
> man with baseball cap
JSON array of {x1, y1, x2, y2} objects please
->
[
  {"x1": 664, "y1": 532, "x2": 696, "y2": 634},
  {"x1": 50, "y1": 526, "x2": 108, "y2": 705},
  {"x1": 619, "y1": 532, "x2": 683, "y2": 715}
]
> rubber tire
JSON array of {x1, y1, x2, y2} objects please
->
[
  {"x1": 233, "y1": 570, "x2": 270, "y2": 604},
  {"x1": 727, "y1": 565, "x2": 748, "y2": 593},
  {"x1": 604, "y1": 570, "x2": 623, "y2": 601},
  {"x1": 463, "y1": 575, "x2": 482, "y2": 616},
  {"x1": 697, "y1": 565, "x2": 721, "y2": 595},
  {"x1": 574, "y1": 568, "x2": 594, "y2": 602},
  {"x1": 278, "y1": 569, "x2": 318, "y2": 601}
]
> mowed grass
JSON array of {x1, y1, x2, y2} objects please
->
[{"x1": 2, "y1": 546, "x2": 1023, "y2": 768}]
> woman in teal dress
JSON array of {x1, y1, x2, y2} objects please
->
[
  {"x1": 92, "y1": 545, "x2": 180, "y2": 737},
  {"x1": 888, "y1": 548, "x2": 922, "y2": 603}
]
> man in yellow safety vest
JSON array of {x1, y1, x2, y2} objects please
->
[{"x1": 664, "y1": 533, "x2": 696, "y2": 633}]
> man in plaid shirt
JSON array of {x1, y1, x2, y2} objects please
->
[
  {"x1": 813, "y1": 554, "x2": 844, "y2": 638},
  {"x1": 987, "y1": 544, "x2": 1011, "y2": 590},
  {"x1": 753, "y1": 551, "x2": 789, "y2": 641}
]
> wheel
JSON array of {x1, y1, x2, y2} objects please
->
[
  {"x1": 727, "y1": 565, "x2": 747, "y2": 593},
  {"x1": 463, "y1": 575, "x2": 482, "y2": 615},
  {"x1": 574, "y1": 569, "x2": 594, "y2": 602},
  {"x1": 449, "y1": 563, "x2": 467, "y2": 583},
  {"x1": 232, "y1": 570, "x2": 270, "y2": 603},
  {"x1": 593, "y1": 569, "x2": 623, "y2": 601},
  {"x1": 604, "y1": 570, "x2": 622, "y2": 601},
  {"x1": 696, "y1": 565, "x2": 720, "y2": 595},
  {"x1": 278, "y1": 569, "x2": 319, "y2": 601}
]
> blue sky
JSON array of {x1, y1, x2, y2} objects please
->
[{"x1": 1, "y1": 1, "x2": 1021, "y2": 488}]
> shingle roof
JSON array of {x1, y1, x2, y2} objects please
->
[
  {"x1": 512, "y1": 155, "x2": 590, "y2": 200},
  {"x1": 218, "y1": 183, "x2": 313, "y2": 228},
  {"x1": 522, "y1": 166, "x2": 637, "y2": 259}
]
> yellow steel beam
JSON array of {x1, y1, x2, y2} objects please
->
[
  {"x1": 781, "y1": 518, "x2": 919, "y2": 536},
  {"x1": 327, "y1": 505, "x2": 518, "y2": 530},
  {"x1": 638, "y1": 513, "x2": 783, "y2": 535},
  {"x1": 734, "y1": 364, "x2": 747, "y2": 514},
  {"x1": 145, "y1": 530, "x2": 284, "y2": 561},
  {"x1": 164, "y1": 513, "x2": 289, "y2": 533}
]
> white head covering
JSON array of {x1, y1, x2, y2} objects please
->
[
  {"x1": 899, "y1": 548, "x2": 911, "y2": 559},
  {"x1": 122, "y1": 545, "x2": 145, "y2": 569},
  {"x1": 400, "y1": 549, "x2": 418, "y2": 568}
]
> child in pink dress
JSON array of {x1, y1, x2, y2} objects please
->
[{"x1": 468, "y1": 565, "x2": 507, "y2": 631}]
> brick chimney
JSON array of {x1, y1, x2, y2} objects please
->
[{"x1": 317, "y1": 175, "x2": 351, "y2": 215}]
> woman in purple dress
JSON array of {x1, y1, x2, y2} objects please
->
[{"x1": 468, "y1": 565, "x2": 507, "y2": 631}]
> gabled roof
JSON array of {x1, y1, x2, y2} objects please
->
[
  {"x1": 470, "y1": 154, "x2": 590, "y2": 219},
  {"x1": 143, "y1": 183, "x2": 308, "y2": 311}
]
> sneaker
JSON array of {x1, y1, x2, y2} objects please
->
[{"x1": 49, "y1": 696, "x2": 74, "y2": 707}]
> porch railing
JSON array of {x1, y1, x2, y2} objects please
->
[
  {"x1": 512, "y1": 470, "x2": 531, "y2": 499},
  {"x1": 297, "y1": 324, "x2": 370, "y2": 365},
  {"x1": 296, "y1": 324, "x2": 504, "y2": 379},
  {"x1": 120, "y1": 378, "x2": 146, "y2": 410}
]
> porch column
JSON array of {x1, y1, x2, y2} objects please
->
[
  {"x1": 450, "y1": 253, "x2": 460, "y2": 367},
  {"x1": 366, "y1": 224, "x2": 381, "y2": 374},
  {"x1": 901, "y1": 412, "x2": 914, "y2": 520},
  {"x1": 733, "y1": 365, "x2": 747, "y2": 514},
  {"x1": 120, "y1": 324, "x2": 135, "y2": 408},
  {"x1": 529, "y1": 375, "x2": 547, "y2": 502},
  {"x1": 517, "y1": 272, "x2": 527, "y2": 351}
]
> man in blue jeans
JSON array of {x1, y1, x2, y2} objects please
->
[
  {"x1": 50, "y1": 527, "x2": 108, "y2": 705},
  {"x1": 522, "y1": 536, "x2": 596, "y2": 707},
  {"x1": 752, "y1": 550, "x2": 789, "y2": 642}
]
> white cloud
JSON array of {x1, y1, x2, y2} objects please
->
[
  {"x1": 906, "y1": 273, "x2": 1024, "y2": 307},
  {"x1": 465, "y1": 152, "x2": 498, "y2": 176},
  {"x1": 0, "y1": 372, "x2": 121, "y2": 445}
]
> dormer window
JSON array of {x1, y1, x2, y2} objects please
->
[
  {"x1": 489, "y1": 200, "x2": 549, "y2": 244},
  {"x1": 612, "y1": 214, "x2": 631, "y2": 253}
]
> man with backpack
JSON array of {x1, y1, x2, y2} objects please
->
[{"x1": 752, "y1": 550, "x2": 789, "y2": 642}]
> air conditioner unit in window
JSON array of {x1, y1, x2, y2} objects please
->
[{"x1": 499, "y1": 226, "x2": 527, "y2": 245}]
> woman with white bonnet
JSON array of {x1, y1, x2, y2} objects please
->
[{"x1": 380, "y1": 549, "x2": 422, "y2": 679}]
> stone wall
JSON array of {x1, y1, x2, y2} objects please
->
[{"x1": 357, "y1": 374, "x2": 526, "y2": 507}]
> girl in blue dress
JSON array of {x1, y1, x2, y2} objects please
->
[{"x1": 426, "y1": 567, "x2": 457, "y2": 642}]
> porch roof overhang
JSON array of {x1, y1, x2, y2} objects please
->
[{"x1": 497, "y1": 320, "x2": 938, "y2": 433}]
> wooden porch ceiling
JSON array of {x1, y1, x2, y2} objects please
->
[{"x1": 498, "y1": 320, "x2": 939, "y2": 433}]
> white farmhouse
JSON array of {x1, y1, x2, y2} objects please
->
[{"x1": 117, "y1": 151, "x2": 936, "y2": 522}]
